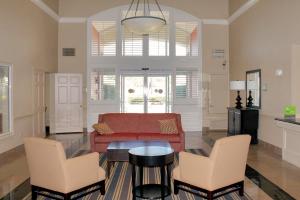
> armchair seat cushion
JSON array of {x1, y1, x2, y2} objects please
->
[
  {"x1": 98, "y1": 168, "x2": 106, "y2": 180},
  {"x1": 172, "y1": 166, "x2": 180, "y2": 180}
]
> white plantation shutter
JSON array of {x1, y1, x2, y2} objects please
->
[
  {"x1": 176, "y1": 22, "x2": 198, "y2": 56},
  {"x1": 122, "y1": 30, "x2": 143, "y2": 56},
  {"x1": 174, "y1": 69, "x2": 202, "y2": 131},
  {"x1": 149, "y1": 11, "x2": 169, "y2": 56},
  {"x1": 176, "y1": 70, "x2": 201, "y2": 99},
  {"x1": 92, "y1": 21, "x2": 116, "y2": 56},
  {"x1": 90, "y1": 69, "x2": 116, "y2": 101}
]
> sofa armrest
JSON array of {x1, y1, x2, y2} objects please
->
[
  {"x1": 179, "y1": 152, "x2": 212, "y2": 189},
  {"x1": 176, "y1": 114, "x2": 185, "y2": 150},
  {"x1": 90, "y1": 131, "x2": 98, "y2": 152},
  {"x1": 65, "y1": 152, "x2": 104, "y2": 192}
]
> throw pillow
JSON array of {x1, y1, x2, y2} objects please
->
[
  {"x1": 158, "y1": 118, "x2": 178, "y2": 134},
  {"x1": 92, "y1": 123, "x2": 114, "y2": 135}
]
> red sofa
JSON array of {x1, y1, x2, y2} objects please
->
[{"x1": 90, "y1": 113, "x2": 185, "y2": 152}]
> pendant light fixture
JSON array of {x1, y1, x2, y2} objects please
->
[{"x1": 121, "y1": 0, "x2": 166, "y2": 35}]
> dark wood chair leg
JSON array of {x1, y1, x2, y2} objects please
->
[
  {"x1": 31, "y1": 186, "x2": 37, "y2": 200},
  {"x1": 100, "y1": 180, "x2": 105, "y2": 195},
  {"x1": 207, "y1": 191, "x2": 213, "y2": 200},
  {"x1": 64, "y1": 193, "x2": 71, "y2": 200},
  {"x1": 239, "y1": 181, "x2": 244, "y2": 196},
  {"x1": 173, "y1": 180, "x2": 179, "y2": 195}
]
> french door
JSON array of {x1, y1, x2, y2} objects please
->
[{"x1": 121, "y1": 73, "x2": 171, "y2": 113}]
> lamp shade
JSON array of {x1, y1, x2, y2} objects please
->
[
  {"x1": 121, "y1": 16, "x2": 166, "y2": 35},
  {"x1": 230, "y1": 81, "x2": 245, "y2": 91}
]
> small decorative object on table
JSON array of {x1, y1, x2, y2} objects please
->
[
  {"x1": 284, "y1": 105, "x2": 296, "y2": 120},
  {"x1": 247, "y1": 90, "x2": 254, "y2": 107}
]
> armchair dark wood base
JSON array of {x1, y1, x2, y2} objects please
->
[
  {"x1": 31, "y1": 180, "x2": 105, "y2": 200},
  {"x1": 174, "y1": 180, "x2": 244, "y2": 200}
]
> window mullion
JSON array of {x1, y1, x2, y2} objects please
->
[{"x1": 144, "y1": 34, "x2": 149, "y2": 57}]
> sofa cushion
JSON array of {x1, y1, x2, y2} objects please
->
[
  {"x1": 137, "y1": 133, "x2": 181, "y2": 142},
  {"x1": 158, "y1": 118, "x2": 178, "y2": 134},
  {"x1": 100, "y1": 113, "x2": 140, "y2": 133},
  {"x1": 94, "y1": 133, "x2": 138, "y2": 143},
  {"x1": 99, "y1": 113, "x2": 181, "y2": 134},
  {"x1": 92, "y1": 123, "x2": 114, "y2": 135}
]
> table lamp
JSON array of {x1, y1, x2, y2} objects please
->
[
  {"x1": 230, "y1": 81, "x2": 245, "y2": 109},
  {"x1": 246, "y1": 80, "x2": 256, "y2": 107}
]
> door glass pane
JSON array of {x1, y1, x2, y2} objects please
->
[
  {"x1": 147, "y1": 76, "x2": 167, "y2": 113},
  {"x1": 123, "y1": 76, "x2": 144, "y2": 113},
  {"x1": 0, "y1": 66, "x2": 10, "y2": 134}
]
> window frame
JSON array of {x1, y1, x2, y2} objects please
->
[
  {"x1": 0, "y1": 63, "x2": 13, "y2": 139},
  {"x1": 87, "y1": 5, "x2": 201, "y2": 59}
]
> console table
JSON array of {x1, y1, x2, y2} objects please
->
[{"x1": 227, "y1": 107, "x2": 259, "y2": 144}]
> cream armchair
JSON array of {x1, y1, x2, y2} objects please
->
[
  {"x1": 24, "y1": 137, "x2": 105, "y2": 200},
  {"x1": 173, "y1": 135, "x2": 251, "y2": 200}
]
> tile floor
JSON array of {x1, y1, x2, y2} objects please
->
[{"x1": 0, "y1": 132, "x2": 299, "y2": 200}]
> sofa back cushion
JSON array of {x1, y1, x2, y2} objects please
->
[
  {"x1": 99, "y1": 113, "x2": 181, "y2": 133},
  {"x1": 99, "y1": 113, "x2": 140, "y2": 133}
]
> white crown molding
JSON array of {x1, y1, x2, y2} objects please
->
[
  {"x1": 202, "y1": 19, "x2": 229, "y2": 25},
  {"x1": 60, "y1": 17, "x2": 87, "y2": 23},
  {"x1": 31, "y1": 0, "x2": 258, "y2": 25},
  {"x1": 228, "y1": 0, "x2": 259, "y2": 24},
  {"x1": 30, "y1": 0, "x2": 59, "y2": 22}
]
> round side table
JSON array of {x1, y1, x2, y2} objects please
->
[{"x1": 129, "y1": 146, "x2": 174, "y2": 200}]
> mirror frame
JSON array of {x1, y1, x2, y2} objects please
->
[{"x1": 246, "y1": 69, "x2": 261, "y2": 109}]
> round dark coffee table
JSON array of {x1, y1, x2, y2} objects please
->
[{"x1": 129, "y1": 145, "x2": 174, "y2": 200}]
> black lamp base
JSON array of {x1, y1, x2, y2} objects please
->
[
  {"x1": 235, "y1": 91, "x2": 243, "y2": 109},
  {"x1": 247, "y1": 90, "x2": 253, "y2": 108}
]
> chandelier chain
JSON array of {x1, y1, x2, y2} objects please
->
[
  {"x1": 124, "y1": 0, "x2": 135, "y2": 19},
  {"x1": 135, "y1": 0, "x2": 140, "y2": 17},
  {"x1": 155, "y1": 0, "x2": 166, "y2": 21}
]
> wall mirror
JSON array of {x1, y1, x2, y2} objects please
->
[
  {"x1": 0, "y1": 63, "x2": 12, "y2": 137},
  {"x1": 246, "y1": 69, "x2": 261, "y2": 109}
]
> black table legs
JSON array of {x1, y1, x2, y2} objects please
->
[
  {"x1": 132, "y1": 164, "x2": 136, "y2": 200},
  {"x1": 167, "y1": 164, "x2": 171, "y2": 190},
  {"x1": 131, "y1": 165, "x2": 172, "y2": 200},
  {"x1": 140, "y1": 167, "x2": 143, "y2": 197},
  {"x1": 161, "y1": 166, "x2": 165, "y2": 200}
]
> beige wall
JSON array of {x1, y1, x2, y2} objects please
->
[
  {"x1": 58, "y1": 1, "x2": 230, "y2": 130},
  {"x1": 229, "y1": 0, "x2": 300, "y2": 148},
  {"x1": 229, "y1": 0, "x2": 248, "y2": 16},
  {"x1": 203, "y1": 25, "x2": 229, "y2": 130},
  {"x1": 42, "y1": 0, "x2": 59, "y2": 14},
  {"x1": 0, "y1": 0, "x2": 58, "y2": 154},
  {"x1": 58, "y1": 23, "x2": 87, "y2": 127},
  {"x1": 59, "y1": 0, "x2": 229, "y2": 18}
]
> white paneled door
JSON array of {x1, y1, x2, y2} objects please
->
[
  {"x1": 33, "y1": 70, "x2": 45, "y2": 137},
  {"x1": 54, "y1": 74, "x2": 83, "y2": 133}
]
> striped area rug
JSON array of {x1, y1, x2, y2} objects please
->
[{"x1": 28, "y1": 149, "x2": 251, "y2": 200}]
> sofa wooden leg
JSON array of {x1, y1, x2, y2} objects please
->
[
  {"x1": 100, "y1": 180, "x2": 105, "y2": 195},
  {"x1": 31, "y1": 186, "x2": 37, "y2": 200},
  {"x1": 174, "y1": 180, "x2": 179, "y2": 195},
  {"x1": 239, "y1": 181, "x2": 244, "y2": 196}
]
